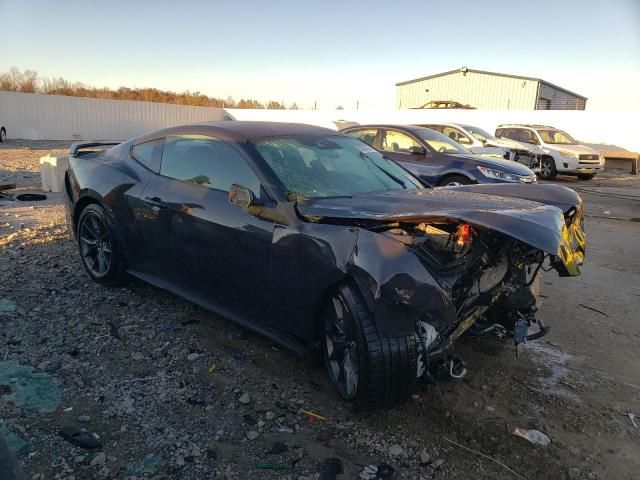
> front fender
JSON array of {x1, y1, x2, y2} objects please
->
[{"x1": 349, "y1": 229, "x2": 457, "y2": 337}]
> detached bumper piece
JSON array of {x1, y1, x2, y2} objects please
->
[{"x1": 554, "y1": 205, "x2": 586, "y2": 276}]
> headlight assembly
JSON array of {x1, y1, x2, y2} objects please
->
[{"x1": 477, "y1": 166, "x2": 536, "y2": 183}]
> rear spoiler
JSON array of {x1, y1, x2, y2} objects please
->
[{"x1": 70, "y1": 141, "x2": 120, "y2": 156}]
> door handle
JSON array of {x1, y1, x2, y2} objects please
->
[{"x1": 144, "y1": 196, "x2": 167, "y2": 209}]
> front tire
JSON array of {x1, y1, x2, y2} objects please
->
[
  {"x1": 0, "y1": 128, "x2": 6, "y2": 142},
  {"x1": 539, "y1": 156, "x2": 557, "y2": 179},
  {"x1": 77, "y1": 204, "x2": 127, "y2": 286},
  {"x1": 322, "y1": 283, "x2": 417, "y2": 411}
]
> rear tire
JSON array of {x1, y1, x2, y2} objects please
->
[
  {"x1": 77, "y1": 204, "x2": 127, "y2": 286},
  {"x1": 322, "y1": 283, "x2": 417, "y2": 411},
  {"x1": 0, "y1": 128, "x2": 6, "y2": 142},
  {"x1": 539, "y1": 156, "x2": 557, "y2": 179},
  {"x1": 440, "y1": 175, "x2": 471, "y2": 187},
  {"x1": 577, "y1": 173, "x2": 594, "y2": 180}
]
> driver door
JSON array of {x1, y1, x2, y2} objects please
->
[{"x1": 137, "y1": 134, "x2": 274, "y2": 322}]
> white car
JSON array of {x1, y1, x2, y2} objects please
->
[
  {"x1": 420, "y1": 123, "x2": 540, "y2": 171},
  {"x1": 495, "y1": 124, "x2": 604, "y2": 180}
]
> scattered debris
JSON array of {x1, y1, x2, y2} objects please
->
[
  {"x1": 233, "y1": 352, "x2": 248, "y2": 362},
  {"x1": 238, "y1": 392, "x2": 251, "y2": 404},
  {"x1": 0, "y1": 426, "x2": 28, "y2": 458},
  {"x1": 16, "y1": 193, "x2": 47, "y2": 202},
  {"x1": 0, "y1": 361, "x2": 61, "y2": 412},
  {"x1": 560, "y1": 380, "x2": 584, "y2": 392},
  {"x1": 319, "y1": 457, "x2": 343, "y2": 480},
  {"x1": 376, "y1": 464, "x2": 395, "y2": 479},
  {"x1": 299, "y1": 408, "x2": 326, "y2": 421},
  {"x1": 124, "y1": 454, "x2": 161, "y2": 477},
  {"x1": 388, "y1": 444, "x2": 403, "y2": 456},
  {"x1": 267, "y1": 441, "x2": 289, "y2": 455},
  {"x1": 246, "y1": 430, "x2": 259, "y2": 440},
  {"x1": 359, "y1": 464, "x2": 378, "y2": 479},
  {"x1": 207, "y1": 363, "x2": 217, "y2": 373},
  {"x1": 257, "y1": 462, "x2": 290, "y2": 471},
  {"x1": 58, "y1": 427, "x2": 102, "y2": 449},
  {"x1": 578, "y1": 303, "x2": 609, "y2": 317},
  {"x1": 512, "y1": 427, "x2": 551, "y2": 446},
  {"x1": 0, "y1": 298, "x2": 16, "y2": 314},
  {"x1": 628, "y1": 412, "x2": 638, "y2": 429},
  {"x1": 442, "y1": 437, "x2": 529, "y2": 480},
  {"x1": 187, "y1": 352, "x2": 202, "y2": 362}
]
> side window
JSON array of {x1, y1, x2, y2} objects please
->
[
  {"x1": 442, "y1": 127, "x2": 472, "y2": 145},
  {"x1": 495, "y1": 128, "x2": 505, "y2": 138},
  {"x1": 160, "y1": 135, "x2": 261, "y2": 195},
  {"x1": 380, "y1": 130, "x2": 421, "y2": 153},
  {"x1": 518, "y1": 129, "x2": 537, "y2": 144},
  {"x1": 132, "y1": 139, "x2": 164, "y2": 172},
  {"x1": 503, "y1": 129, "x2": 520, "y2": 141},
  {"x1": 425, "y1": 125, "x2": 444, "y2": 133},
  {"x1": 345, "y1": 129, "x2": 378, "y2": 147}
]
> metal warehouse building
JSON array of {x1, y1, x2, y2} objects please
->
[{"x1": 396, "y1": 67, "x2": 587, "y2": 110}]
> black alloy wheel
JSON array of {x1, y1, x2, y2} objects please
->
[
  {"x1": 77, "y1": 204, "x2": 126, "y2": 285},
  {"x1": 324, "y1": 294, "x2": 360, "y2": 400},
  {"x1": 79, "y1": 212, "x2": 112, "y2": 278},
  {"x1": 322, "y1": 283, "x2": 417, "y2": 411}
]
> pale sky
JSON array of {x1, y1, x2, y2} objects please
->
[{"x1": 0, "y1": 0, "x2": 639, "y2": 111}]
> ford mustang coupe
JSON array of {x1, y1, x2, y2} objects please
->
[{"x1": 64, "y1": 122, "x2": 585, "y2": 411}]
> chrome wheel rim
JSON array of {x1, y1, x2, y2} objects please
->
[
  {"x1": 79, "y1": 213, "x2": 112, "y2": 277},
  {"x1": 324, "y1": 295, "x2": 359, "y2": 399},
  {"x1": 541, "y1": 160, "x2": 552, "y2": 178}
]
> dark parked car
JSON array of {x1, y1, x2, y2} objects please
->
[
  {"x1": 65, "y1": 122, "x2": 585, "y2": 410},
  {"x1": 341, "y1": 124, "x2": 537, "y2": 187}
]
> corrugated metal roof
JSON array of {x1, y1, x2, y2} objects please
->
[{"x1": 396, "y1": 68, "x2": 587, "y2": 100}]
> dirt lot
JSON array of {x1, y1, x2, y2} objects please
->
[{"x1": 1, "y1": 140, "x2": 639, "y2": 480}]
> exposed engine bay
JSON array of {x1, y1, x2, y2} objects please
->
[{"x1": 376, "y1": 218, "x2": 556, "y2": 382}]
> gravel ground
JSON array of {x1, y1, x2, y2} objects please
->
[{"x1": 1, "y1": 141, "x2": 639, "y2": 480}]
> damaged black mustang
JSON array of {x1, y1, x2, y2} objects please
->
[{"x1": 65, "y1": 122, "x2": 586, "y2": 410}]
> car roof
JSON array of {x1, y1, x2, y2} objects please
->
[
  {"x1": 341, "y1": 124, "x2": 435, "y2": 135},
  {"x1": 195, "y1": 121, "x2": 338, "y2": 138},
  {"x1": 497, "y1": 124, "x2": 556, "y2": 129},
  {"x1": 135, "y1": 121, "x2": 340, "y2": 143}
]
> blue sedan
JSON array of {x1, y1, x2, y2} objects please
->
[{"x1": 341, "y1": 124, "x2": 537, "y2": 186}]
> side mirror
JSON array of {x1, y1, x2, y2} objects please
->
[
  {"x1": 408, "y1": 146, "x2": 427, "y2": 155},
  {"x1": 229, "y1": 184, "x2": 254, "y2": 208}
]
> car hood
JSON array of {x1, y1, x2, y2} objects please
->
[
  {"x1": 451, "y1": 154, "x2": 535, "y2": 175},
  {"x1": 298, "y1": 187, "x2": 571, "y2": 257},
  {"x1": 545, "y1": 143, "x2": 600, "y2": 154}
]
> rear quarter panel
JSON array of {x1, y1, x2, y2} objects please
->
[{"x1": 67, "y1": 146, "x2": 153, "y2": 272}]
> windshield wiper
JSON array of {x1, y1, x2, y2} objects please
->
[{"x1": 359, "y1": 151, "x2": 407, "y2": 188}]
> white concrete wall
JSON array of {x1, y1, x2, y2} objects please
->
[
  {"x1": 0, "y1": 91, "x2": 230, "y2": 141},
  {"x1": 1, "y1": 92, "x2": 637, "y2": 152},
  {"x1": 228, "y1": 108, "x2": 640, "y2": 153}
]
